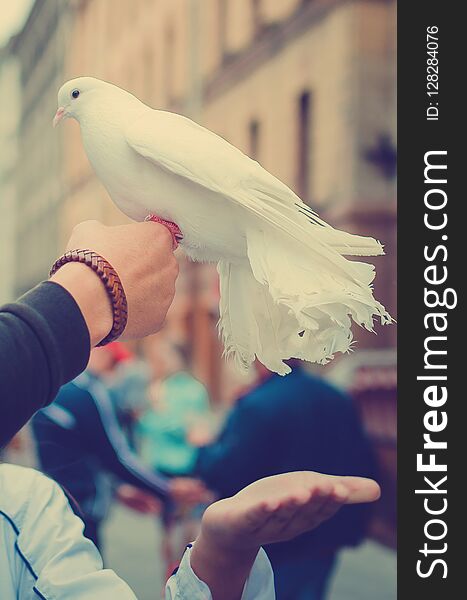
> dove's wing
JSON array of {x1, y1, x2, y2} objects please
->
[
  {"x1": 125, "y1": 110, "x2": 383, "y2": 279},
  {"x1": 126, "y1": 109, "x2": 301, "y2": 207}
]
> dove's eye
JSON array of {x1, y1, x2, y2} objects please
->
[{"x1": 71, "y1": 89, "x2": 80, "y2": 99}]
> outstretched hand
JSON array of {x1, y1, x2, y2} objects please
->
[
  {"x1": 202, "y1": 471, "x2": 380, "y2": 549},
  {"x1": 191, "y1": 471, "x2": 380, "y2": 600}
]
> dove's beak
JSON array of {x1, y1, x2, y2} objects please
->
[{"x1": 53, "y1": 107, "x2": 66, "y2": 128}]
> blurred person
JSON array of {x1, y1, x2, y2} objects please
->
[
  {"x1": 138, "y1": 339, "x2": 211, "y2": 477},
  {"x1": 194, "y1": 360, "x2": 379, "y2": 600},
  {"x1": 109, "y1": 347, "x2": 153, "y2": 445},
  {"x1": 31, "y1": 345, "x2": 205, "y2": 550},
  {"x1": 137, "y1": 339, "x2": 212, "y2": 568}
]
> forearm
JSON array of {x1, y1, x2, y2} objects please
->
[
  {"x1": 109, "y1": 453, "x2": 171, "y2": 498},
  {"x1": 0, "y1": 307, "x2": 51, "y2": 447},
  {"x1": 0, "y1": 281, "x2": 90, "y2": 447},
  {"x1": 91, "y1": 397, "x2": 171, "y2": 498},
  {"x1": 190, "y1": 532, "x2": 260, "y2": 600}
]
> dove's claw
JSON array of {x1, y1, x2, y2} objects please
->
[{"x1": 144, "y1": 214, "x2": 183, "y2": 250}]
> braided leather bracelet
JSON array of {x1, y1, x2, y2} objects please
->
[{"x1": 49, "y1": 249, "x2": 128, "y2": 346}]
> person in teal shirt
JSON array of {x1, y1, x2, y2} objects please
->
[
  {"x1": 137, "y1": 369, "x2": 211, "y2": 476},
  {"x1": 136, "y1": 340, "x2": 213, "y2": 569}
]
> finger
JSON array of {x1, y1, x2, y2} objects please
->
[
  {"x1": 271, "y1": 494, "x2": 314, "y2": 533},
  {"x1": 328, "y1": 482, "x2": 350, "y2": 507},
  {"x1": 302, "y1": 483, "x2": 334, "y2": 515},
  {"x1": 248, "y1": 499, "x2": 284, "y2": 533},
  {"x1": 314, "y1": 484, "x2": 350, "y2": 521},
  {"x1": 287, "y1": 484, "x2": 336, "y2": 529},
  {"x1": 338, "y1": 477, "x2": 381, "y2": 504},
  {"x1": 245, "y1": 501, "x2": 275, "y2": 531},
  {"x1": 270, "y1": 498, "x2": 304, "y2": 526}
]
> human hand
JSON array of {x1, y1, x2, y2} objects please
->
[
  {"x1": 187, "y1": 423, "x2": 215, "y2": 447},
  {"x1": 50, "y1": 220, "x2": 179, "y2": 345},
  {"x1": 169, "y1": 477, "x2": 214, "y2": 507},
  {"x1": 191, "y1": 471, "x2": 380, "y2": 600},
  {"x1": 116, "y1": 484, "x2": 162, "y2": 514},
  {"x1": 6, "y1": 432, "x2": 24, "y2": 452},
  {"x1": 199, "y1": 471, "x2": 380, "y2": 550}
]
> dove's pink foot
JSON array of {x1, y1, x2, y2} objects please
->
[{"x1": 145, "y1": 214, "x2": 183, "y2": 249}]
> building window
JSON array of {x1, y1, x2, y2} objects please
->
[
  {"x1": 165, "y1": 23, "x2": 175, "y2": 103},
  {"x1": 296, "y1": 91, "x2": 312, "y2": 201},
  {"x1": 249, "y1": 119, "x2": 260, "y2": 160},
  {"x1": 252, "y1": 0, "x2": 262, "y2": 34},
  {"x1": 218, "y1": 0, "x2": 228, "y2": 58},
  {"x1": 144, "y1": 45, "x2": 155, "y2": 102}
]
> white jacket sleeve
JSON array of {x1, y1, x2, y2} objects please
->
[
  {"x1": 1, "y1": 464, "x2": 275, "y2": 600},
  {"x1": 0, "y1": 464, "x2": 137, "y2": 600},
  {"x1": 165, "y1": 544, "x2": 275, "y2": 600}
]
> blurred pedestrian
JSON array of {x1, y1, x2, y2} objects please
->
[
  {"x1": 31, "y1": 345, "x2": 206, "y2": 550},
  {"x1": 138, "y1": 340, "x2": 211, "y2": 476},
  {"x1": 137, "y1": 339, "x2": 212, "y2": 570},
  {"x1": 194, "y1": 360, "x2": 378, "y2": 600},
  {"x1": 109, "y1": 346, "x2": 152, "y2": 446}
]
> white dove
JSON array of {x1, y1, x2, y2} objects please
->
[{"x1": 54, "y1": 77, "x2": 391, "y2": 375}]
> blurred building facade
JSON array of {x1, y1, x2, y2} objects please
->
[
  {"x1": 6, "y1": 0, "x2": 69, "y2": 296},
  {"x1": 1, "y1": 0, "x2": 397, "y2": 547},
  {"x1": 0, "y1": 46, "x2": 21, "y2": 305},
  {"x1": 2, "y1": 0, "x2": 396, "y2": 396}
]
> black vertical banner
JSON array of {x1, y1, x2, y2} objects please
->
[{"x1": 398, "y1": 2, "x2": 462, "y2": 597}]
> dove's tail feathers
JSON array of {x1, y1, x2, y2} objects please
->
[
  {"x1": 217, "y1": 228, "x2": 392, "y2": 376},
  {"x1": 246, "y1": 227, "x2": 393, "y2": 370},
  {"x1": 238, "y1": 179, "x2": 385, "y2": 258},
  {"x1": 218, "y1": 260, "x2": 299, "y2": 376},
  {"x1": 305, "y1": 225, "x2": 385, "y2": 257},
  {"x1": 217, "y1": 260, "x2": 254, "y2": 370}
]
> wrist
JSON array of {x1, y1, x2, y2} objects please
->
[
  {"x1": 190, "y1": 530, "x2": 260, "y2": 600},
  {"x1": 194, "y1": 529, "x2": 260, "y2": 568},
  {"x1": 50, "y1": 262, "x2": 113, "y2": 347}
]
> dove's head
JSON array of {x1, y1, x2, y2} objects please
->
[{"x1": 53, "y1": 76, "x2": 136, "y2": 127}]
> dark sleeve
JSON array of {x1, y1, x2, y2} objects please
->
[
  {"x1": 84, "y1": 390, "x2": 170, "y2": 499},
  {"x1": 0, "y1": 282, "x2": 90, "y2": 448},
  {"x1": 195, "y1": 394, "x2": 277, "y2": 497}
]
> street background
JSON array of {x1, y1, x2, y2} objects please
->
[{"x1": 1, "y1": 1, "x2": 397, "y2": 598}]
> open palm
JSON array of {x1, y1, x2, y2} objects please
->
[{"x1": 201, "y1": 471, "x2": 380, "y2": 550}]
